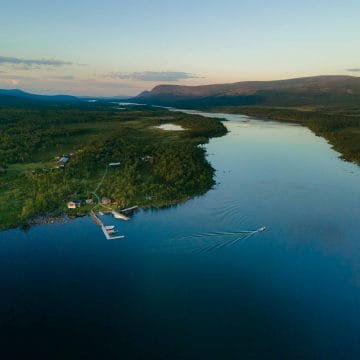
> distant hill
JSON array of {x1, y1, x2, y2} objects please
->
[
  {"x1": 79, "y1": 95, "x2": 130, "y2": 101},
  {"x1": 133, "y1": 75, "x2": 360, "y2": 108},
  {"x1": 0, "y1": 89, "x2": 80, "y2": 106}
]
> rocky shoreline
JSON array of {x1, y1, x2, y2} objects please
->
[{"x1": 20, "y1": 214, "x2": 73, "y2": 231}]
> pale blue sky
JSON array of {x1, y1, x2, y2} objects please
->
[{"x1": 0, "y1": 0, "x2": 359, "y2": 95}]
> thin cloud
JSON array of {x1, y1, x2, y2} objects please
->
[
  {"x1": 49, "y1": 75, "x2": 77, "y2": 80},
  {"x1": 81, "y1": 79, "x2": 134, "y2": 88},
  {"x1": 106, "y1": 71, "x2": 201, "y2": 82},
  {"x1": 0, "y1": 74, "x2": 34, "y2": 80},
  {"x1": 0, "y1": 76, "x2": 142, "y2": 96},
  {"x1": 0, "y1": 56, "x2": 78, "y2": 68},
  {"x1": 347, "y1": 68, "x2": 360, "y2": 72},
  {"x1": 0, "y1": 73, "x2": 133, "y2": 89}
]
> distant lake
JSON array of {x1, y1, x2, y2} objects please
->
[
  {"x1": 1, "y1": 110, "x2": 360, "y2": 359},
  {"x1": 155, "y1": 123, "x2": 186, "y2": 131}
]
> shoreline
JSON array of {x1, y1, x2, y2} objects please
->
[
  {"x1": 18, "y1": 193, "x2": 199, "y2": 232},
  {"x1": 195, "y1": 106, "x2": 360, "y2": 166}
]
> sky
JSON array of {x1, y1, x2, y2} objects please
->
[{"x1": 0, "y1": 0, "x2": 359, "y2": 96}]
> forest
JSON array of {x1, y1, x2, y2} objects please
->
[{"x1": 0, "y1": 103, "x2": 227, "y2": 230}]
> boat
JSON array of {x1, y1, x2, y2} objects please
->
[
  {"x1": 105, "y1": 225, "x2": 115, "y2": 230},
  {"x1": 257, "y1": 227, "x2": 266, "y2": 232},
  {"x1": 111, "y1": 210, "x2": 130, "y2": 221},
  {"x1": 106, "y1": 229, "x2": 118, "y2": 234},
  {"x1": 99, "y1": 211, "x2": 104, "y2": 216},
  {"x1": 101, "y1": 225, "x2": 124, "y2": 240}
]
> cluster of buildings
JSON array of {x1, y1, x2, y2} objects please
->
[{"x1": 66, "y1": 196, "x2": 112, "y2": 209}]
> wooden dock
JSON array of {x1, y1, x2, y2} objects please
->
[
  {"x1": 91, "y1": 211, "x2": 125, "y2": 240},
  {"x1": 101, "y1": 225, "x2": 125, "y2": 240},
  {"x1": 91, "y1": 211, "x2": 103, "y2": 226},
  {"x1": 121, "y1": 205, "x2": 138, "y2": 213}
]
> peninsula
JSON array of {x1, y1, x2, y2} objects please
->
[{"x1": 0, "y1": 98, "x2": 227, "y2": 230}]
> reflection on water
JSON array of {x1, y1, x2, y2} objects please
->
[{"x1": 1, "y1": 109, "x2": 360, "y2": 359}]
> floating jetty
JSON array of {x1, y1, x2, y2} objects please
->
[
  {"x1": 91, "y1": 211, "x2": 125, "y2": 240},
  {"x1": 121, "y1": 205, "x2": 138, "y2": 213}
]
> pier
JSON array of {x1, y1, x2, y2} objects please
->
[
  {"x1": 91, "y1": 211, "x2": 125, "y2": 240},
  {"x1": 121, "y1": 205, "x2": 138, "y2": 213}
]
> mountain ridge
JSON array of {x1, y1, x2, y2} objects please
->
[
  {"x1": 138, "y1": 75, "x2": 360, "y2": 97},
  {"x1": 134, "y1": 75, "x2": 360, "y2": 108},
  {"x1": 0, "y1": 89, "x2": 80, "y2": 105}
]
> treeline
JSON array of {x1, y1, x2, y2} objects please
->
[
  {"x1": 0, "y1": 107, "x2": 113, "y2": 167},
  {"x1": 0, "y1": 127, "x2": 90, "y2": 165},
  {"x1": 0, "y1": 105, "x2": 227, "y2": 168}
]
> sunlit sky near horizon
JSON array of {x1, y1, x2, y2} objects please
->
[{"x1": 0, "y1": 0, "x2": 359, "y2": 96}]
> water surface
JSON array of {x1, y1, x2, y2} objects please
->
[{"x1": 1, "y1": 111, "x2": 359, "y2": 359}]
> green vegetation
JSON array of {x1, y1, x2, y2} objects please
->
[
  {"x1": 132, "y1": 75, "x2": 360, "y2": 165},
  {"x1": 211, "y1": 106, "x2": 360, "y2": 165},
  {"x1": 0, "y1": 103, "x2": 227, "y2": 230}
]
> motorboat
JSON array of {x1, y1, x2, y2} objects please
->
[{"x1": 111, "y1": 210, "x2": 130, "y2": 221}]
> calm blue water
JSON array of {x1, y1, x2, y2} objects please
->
[{"x1": 1, "y1": 112, "x2": 360, "y2": 359}]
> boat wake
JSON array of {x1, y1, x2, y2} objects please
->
[
  {"x1": 171, "y1": 227, "x2": 266, "y2": 254},
  {"x1": 209, "y1": 201, "x2": 246, "y2": 225}
]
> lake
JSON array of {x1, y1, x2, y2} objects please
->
[{"x1": 1, "y1": 111, "x2": 359, "y2": 359}]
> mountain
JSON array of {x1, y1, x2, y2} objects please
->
[
  {"x1": 0, "y1": 89, "x2": 80, "y2": 106},
  {"x1": 133, "y1": 75, "x2": 360, "y2": 108}
]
